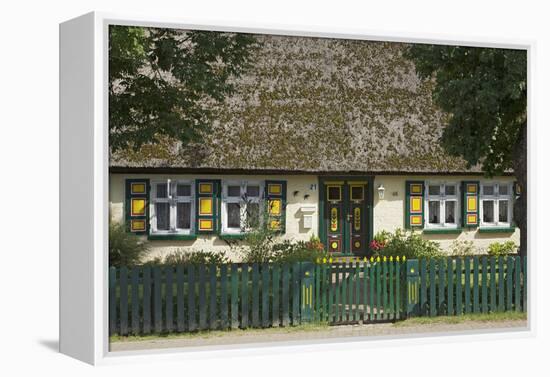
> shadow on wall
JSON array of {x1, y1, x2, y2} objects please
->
[
  {"x1": 421, "y1": 233, "x2": 461, "y2": 242},
  {"x1": 293, "y1": 208, "x2": 314, "y2": 234},
  {"x1": 213, "y1": 237, "x2": 231, "y2": 246},
  {"x1": 149, "y1": 239, "x2": 196, "y2": 247},
  {"x1": 473, "y1": 231, "x2": 516, "y2": 240},
  {"x1": 148, "y1": 236, "x2": 229, "y2": 254}
]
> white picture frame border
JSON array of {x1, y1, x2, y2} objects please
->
[{"x1": 59, "y1": 11, "x2": 535, "y2": 365}]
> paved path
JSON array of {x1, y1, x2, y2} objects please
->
[{"x1": 110, "y1": 319, "x2": 527, "y2": 352}]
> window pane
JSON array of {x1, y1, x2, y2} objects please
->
[
  {"x1": 227, "y1": 203, "x2": 241, "y2": 228},
  {"x1": 499, "y1": 200, "x2": 509, "y2": 223},
  {"x1": 445, "y1": 201, "x2": 456, "y2": 223},
  {"x1": 328, "y1": 186, "x2": 341, "y2": 201},
  {"x1": 428, "y1": 201, "x2": 440, "y2": 224},
  {"x1": 483, "y1": 200, "x2": 494, "y2": 223},
  {"x1": 155, "y1": 202, "x2": 170, "y2": 230},
  {"x1": 445, "y1": 185, "x2": 456, "y2": 196},
  {"x1": 499, "y1": 185, "x2": 509, "y2": 196},
  {"x1": 176, "y1": 202, "x2": 191, "y2": 229},
  {"x1": 177, "y1": 184, "x2": 191, "y2": 197},
  {"x1": 351, "y1": 186, "x2": 364, "y2": 201},
  {"x1": 483, "y1": 185, "x2": 494, "y2": 195},
  {"x1": 156, "y1": 183, "x2": 168, "y2": 198},
  {"x1": 428, "y1": 185, "x2": 440, "y2": 196},
  {"x1": 246, "y1": 202, "x2": 260, "y2": 228},
  {"x1": 246, "y1": 185, "x2": 260, "y2": 198},
  {"x1": 227, "y1": 185, "x2": 241, "y2": 197}
]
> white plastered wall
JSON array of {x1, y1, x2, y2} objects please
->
[
  {"x1": 110, "y1": 173, "x2": 319, "y2": 260},
  {"x1": 110, "y1": 173, "x2": 520, "y2": 260},
  {"x1": 373, "y1": 175, "x2": 520, "y2": 251}
]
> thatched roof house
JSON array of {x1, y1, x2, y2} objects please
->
[{"x1": 109, "y1": 32, "x2": 518, "y2": 259}]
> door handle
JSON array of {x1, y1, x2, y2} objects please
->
[{"x1": 346, "y1": 214, "x2": 353, "y2": 222}]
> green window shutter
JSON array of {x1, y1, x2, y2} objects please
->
[
  {"x1": 196, "y1": 179, "x2": 220, "y2": 234},
  {"x1": 405, "y1": 180, "x2": 424, "y2": 229},
  {"x1": 125, "y1": 179, "x2": 150, "y2": 235},
  {"x1": 265, "y1": 180, "x2": 287, "y2": 233},
  {"x1": 462, "y1": 181, "x2": 479, "y2": 228}
]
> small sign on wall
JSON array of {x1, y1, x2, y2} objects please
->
[
  {"x1": 303, "y1": 214, "x2": 313, "y2": 229},
  {"x1": 300, "y1": 205, "x2": 316, "y2": 229}
]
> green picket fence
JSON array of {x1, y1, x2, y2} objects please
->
[
  {"x1": 109, "y1": 256, "x2": 526, "y2": 336},
  {"x1": 109, "y1": 263, "x2": 304, "y2": 336},
  {"x1": 318, "y1": 259, "x2": 406, "y2": 325},
  {"x1": 414, "y1": 256, "x2": 527, "y2": 316}
]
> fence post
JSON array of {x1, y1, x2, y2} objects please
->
[
  {"x1": 300, "y1": 262, "x2": 315, "y2": 323},
  {"x1": 406, "y1": 259, "x2": 420, "y2": 317}
]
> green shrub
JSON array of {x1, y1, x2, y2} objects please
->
[
  {"x1": 238, "y1": 202, "x2": 279, "y2": 263},
  {"x1": 487, "y1": 241, "x2": 518, "y2": 256},
  {"x1": 373, "y1": 228, "x2": 444, "y2": 259},
  {"x1": 449, "y1": 240, "x2": 479, "y2": 256},
  {"x1": 238, "y1": 203, "x2": 328, "y2": 263},
  {"x1": 144, "y1": 250, "x2": 230, "y2": 266},
  {"x1": 240, "y1": 223, "x2": 328, "y2": 264},
  {"x1": 373, "y1": 230, "x2": 391, "y2": 244},
  {"x1": 109, "y1": 222, "x2": 150, "y2": 267},
  {"x1": 239, "y1": 226, "x2": 277, "y2": 263},
  {"x1": 271, "y1": 237, "x2": 328, "y2": 263}
]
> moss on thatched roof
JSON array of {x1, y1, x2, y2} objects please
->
[{"x1": 110, "y1": 33, "x2": 482, "y2": 173}]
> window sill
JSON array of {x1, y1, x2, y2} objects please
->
[
  {"x1": 423, "y1": 228, "x2": 462, "y2": 234},
  {"x1": 478, "y1": 227, "x2": 516, "y2": 234},
  {"x1": 147, "y1": 234, "x2": 197, "y2": 241}
]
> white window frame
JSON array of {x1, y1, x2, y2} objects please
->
[
  {"x1": 424, "y1": 181, "x2": 460, "y2": 229},
  {"x1": 150, "y1": 179, "x2": 195, "y2": 235},
  {"x1": 480, "y1": 181, "x2": 513, "y2": 228},
  {"x1": 221, "y1": 180, "x2": 264, "y2": 234}
]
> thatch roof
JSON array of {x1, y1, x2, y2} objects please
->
[{"x1": 110, "y1": 33, "x2": 483, "y2": 174}]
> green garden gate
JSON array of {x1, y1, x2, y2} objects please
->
[{"x1": 314, "y1": 257, "x2": 405, "y2": 324}]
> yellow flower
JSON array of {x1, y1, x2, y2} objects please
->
[{"x1": 323, "y1": 257, "x2": 327, "y2": 264}]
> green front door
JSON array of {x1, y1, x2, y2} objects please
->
[
  {"x1": 348, "y1": 181, "x2": 368, "y2": 255},
  {"x1": 321, "y1": 178, "x2": 372, "y2": 256}
]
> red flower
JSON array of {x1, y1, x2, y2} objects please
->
[{"x1": 370, "y1": 239, "x2": 386, "y2": 251}]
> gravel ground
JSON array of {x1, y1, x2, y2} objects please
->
[{"x1": 110, "y1": 319, "x2": 527, "y2": 352}]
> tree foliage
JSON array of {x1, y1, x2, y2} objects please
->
[
  {"x1": 405, "y1": 45, "x2": 527, "y2": 256},
  {"x1": 109, "y1": 26, "x2": 257, "y2": 151},
  {"x1": 405, "y1": 45, "x2": 527, "y2": 176}
]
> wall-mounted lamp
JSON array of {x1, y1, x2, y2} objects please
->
[{"x1": 377, "y1": 184, "x2": 385, "y2": 200}]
